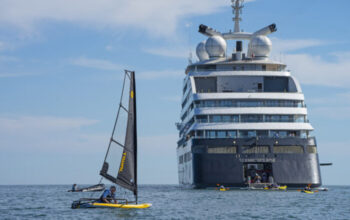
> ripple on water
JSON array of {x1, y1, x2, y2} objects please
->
[{"x1": 0, "y1": 185, "x2": 349, "y2": 219}]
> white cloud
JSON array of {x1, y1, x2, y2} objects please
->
[
  {"x1": 0, "y1": 55, "x2": 19, "y2": 62},
  {"x1": 143, "y1": 46, "x2": 190, "y2": 59},
  {"x1": 0, "y1": 115, "x2": 105, "y2": 153},
  {"x1": 0, "y1": 0, "x2": 232, "y2": 37},
  {"x1": 105, "y1": 45, "x2": 113, "y2": 51},
  {"x1": 284, "y1": 52, "x2": 350, "y2": 87},
  {"x1": 272, "y1": 38, "x2": 325, "y2": 53},
  {"x1": 0, "y1": 72, "x2": 35, "y2": 78},
  {"x1": 267, "y1": 38, "x2": 350, "y2": 87},
  {"x1": 307, "y1": 92, "x2": 350, "y2": 105},
  {"x1": 0, "y1": 115, "x2": 98, "y2": 131},
  {"x1": 138, "y1": 69, "x2": 184, "y2": 80},
  {"x1": 71, "y1": 57, "x2": 122, "y2": 71}
]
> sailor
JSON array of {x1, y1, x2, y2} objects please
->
[
  {"x1": 72, "y1": 184, "x2": 78, "y2": 192},
  {"x1": 99, "y1": 186, "x2": 117, "y2": 203}
]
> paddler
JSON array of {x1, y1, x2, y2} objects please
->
[
  {"x1": 304, "y1": 184, "x2": 312, "y2": 191},
  {"x1": 98, "y1": 186, "x2": 117, "y2": 203}
]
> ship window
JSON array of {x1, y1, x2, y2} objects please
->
[
  {"x1": 195, "y1": 77, "x2": 217, "y2": 93},
  {"x1": 206, "y1": 131, "x2": 216, "y2": 138},
  {"x1": 227, "y1": 131, "x2": 237, "y2": 138},
  {"x1": 196, "y1": 130, "x2": 204, "y2": 137},
  {"x1": 241, "y1": 115, "x2": 263, "y2": 123},
  {"x1": 179, "y1": 155, "x2": 184, "y2": 164},
  {"x1": 257, "y1": 130, "x2": 269, "y2": 137},
  {"x1": 196, "y1": 115, "x2": 208, "y2": 123},
  {"x1": 274, "y1": 146, "x2": 304, "y2": 154},
  {"x1": 239, "y1": 130, "x2": 256, "y2": 138},
  {"x1": 184, "y1": 152, "x2": 192, "y2": 162},
  {"x1": 217, "y1": 131, "x2": 226, "y2": 138},
  {"x1": 307, "y1": 146, "x2": 317, "y2": 154},
  {"x1": 222, "y1": 115, "x2": 231, "y2": 122},
  {"x1": 241, "y1": 146, "x2": 269, "y2": 154},
  {"x1": 264, "y1": 77, "x2": 289, "y2": 92},
  {"x1": 210, "y1": 115, "x2": 221, "y2": 122},
  {"x1": 300, "y1": 131, "x2": 308, "y2": 138},
  {"x1": 295, "y1": 115, "x2": 305, "y2": 122},
  {"x1": 208, "y1": 147, "x2": 237, "y2": 154}
]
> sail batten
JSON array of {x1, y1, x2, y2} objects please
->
[{"x1": 100, "y1": 70, "x2": 137, "y2": 199}]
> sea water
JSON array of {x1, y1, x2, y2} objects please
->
[{"x1": 0, "y1": 185, "x2": 349, "y2": 219}]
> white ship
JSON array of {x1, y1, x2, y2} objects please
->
[{"x1": 176, "y1": 0, "x2": 322, "y2": 188}]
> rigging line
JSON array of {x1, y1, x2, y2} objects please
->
[
  {"x1": 102, "y1": 72, "x2": 128, "y2": 163},
  {"x1": 111, "y1": 138, "x2": 134, "y2": 153},
  {"x1": 88, "y1": 176, "x2": 104, "y2": 199},
  {"x1": 119, "y1": 104, "x2": 129, "y2": 113},
  {"x1": 125, "y1": 70, "x2": 132, "y2": 80},
  {"x1": 110, "y1": 138, "x2": 125, "y2": 148}
]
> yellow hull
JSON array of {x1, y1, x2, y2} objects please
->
[
  {"x1": 302, "y1": 190, "x2": 314, "y2": 194},
  {"x1": 278, "y1": 185, "x2": 287, "y2": 190},
  {"x1": 263, "y1": 185, "x2": 287, "y2": 190},
  {"x1": 92, "y1": 202, "x2": 152, "y2": 209}
]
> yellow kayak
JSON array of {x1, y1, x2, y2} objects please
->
[
  {"x1": 264, "y1": 185, "x2": 287, "y2": 190},
  {"x1": 219, "y1": 188, "x2": 227, "y2": 191},
  {"x1": 302, "y1": 190, "x2": 314, "y2": 194},
  {"x1": 92, "y1": 202, "x2": 152, "y2": 209},
  {"x1": 278, "y1": 185, "x2": 287, "y2": 190}
]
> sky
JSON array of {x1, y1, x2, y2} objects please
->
[{"x1": 0, "y1": 0, "x2": 349, "y2": 185}]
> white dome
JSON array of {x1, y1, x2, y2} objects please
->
[
  {"x1": 248, "y1": 35, "x2": 272, "y2": 58},
  {"x1": 205, "y1": 36, "x2": 226, "y2": 58},
  {"x1": 196, "y1": 41, "x2": 209, "y2": 61}
]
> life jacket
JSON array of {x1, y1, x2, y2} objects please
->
[{"x1": 99, "y1": 189, "x2": 114, "y2": 202}]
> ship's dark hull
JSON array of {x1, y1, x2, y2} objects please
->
[{"x1": 178, "y1": 137, "x2": 322, "y2": 188}]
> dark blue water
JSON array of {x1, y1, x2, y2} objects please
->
[{"x1": 0, "y1": 185, "x2": 349, "y2": 219}]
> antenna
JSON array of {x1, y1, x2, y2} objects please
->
[
  {"x1": 232, "y1": 0, "x2": 244, "y2": 33},
  {"x1": 188, "y1": 51, "x2": 193, "y2": 65}
]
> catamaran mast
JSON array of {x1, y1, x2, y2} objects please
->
[{"x1": 131, "y1": 70, "x2": 138, "y2": 204}]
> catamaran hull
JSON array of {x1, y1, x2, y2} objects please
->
[
  {"x1": 68, "y1": 184, "x2": 105, "y2": 192},
  {"x1": 177, "y1": 137, "x2": 322, "y2": 188},
  {"x1": 71, "y1": 201, "x2": 152, "y2": 209}
]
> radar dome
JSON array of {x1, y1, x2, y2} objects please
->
[
  {"x1": 248, "y1": 35, "x2": 272, "y2": 59},
  {"x1": 205, "y1": 36, "x2": 226, "y2": 58},
  {"x1": 196, "y1": 41, "x2": 209, "y2": 61}
]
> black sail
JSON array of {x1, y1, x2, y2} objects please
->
[
  {"x1": 100, "y1": 70, "x2": 137, "y2": 197},
  {"x1": 116, "y1": 71, "x2": 137, "y2": 195}
]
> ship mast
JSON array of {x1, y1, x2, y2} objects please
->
[{"x1": 232, "y1": 0, "x2": 244, "y2": 33}]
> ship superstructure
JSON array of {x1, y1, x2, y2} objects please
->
[{"x1": 176, "y1": 0, "x2": 322, "y2": 188}]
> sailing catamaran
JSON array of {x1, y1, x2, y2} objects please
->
[{"x1": 71, "y1": 70, "x2": 152, "y2": 209}]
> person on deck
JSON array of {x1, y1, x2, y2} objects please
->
[
  {"x1": 98, "y1": 186, "x2": 117, "y2": 203},
  {"x1": 72, "y1": 184, "x2": 78, "y2": 192}
]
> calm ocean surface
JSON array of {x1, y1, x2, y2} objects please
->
[{"x1": 0, "y1": 185, "x2": 349, "y2": 219}]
